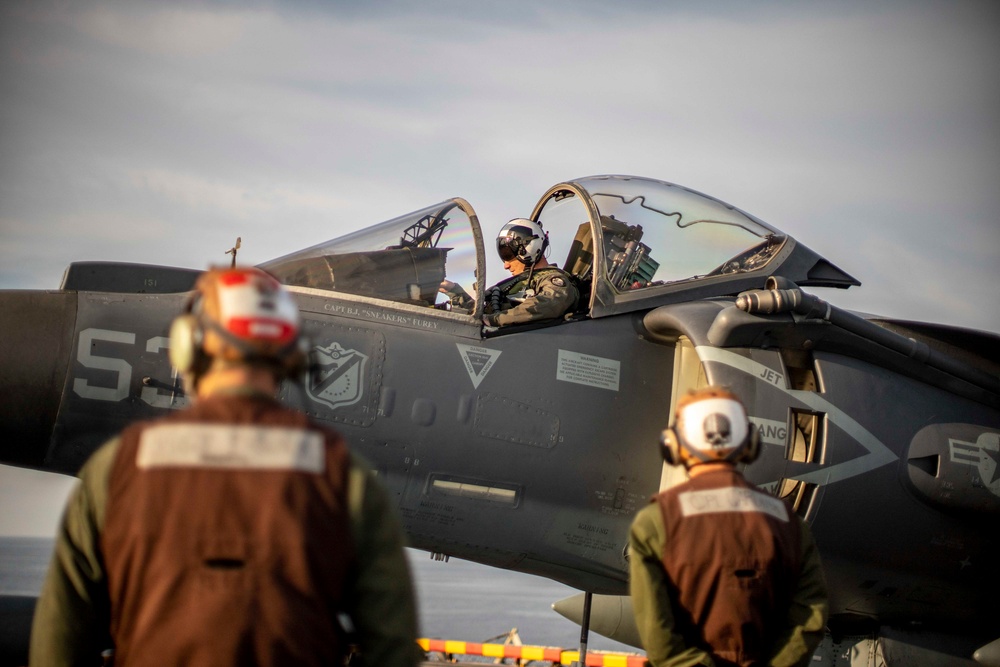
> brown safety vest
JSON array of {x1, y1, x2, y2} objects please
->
[
  {"x1": 102, "y1": 394, "x2": 355, "y2": 666},
  {"x1": 656, "y1": 468, "x2": 802, "y2": 667}
]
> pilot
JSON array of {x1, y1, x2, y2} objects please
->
[
  {"x1": 440, "y1": 218, "x2": 578, "y2": 327},
  {"x1": 30, "y1": 267, "x2": 421, "y2": 667},
  {"x1": 629, "y1": 387, "x2": 828, "y2": 667}
]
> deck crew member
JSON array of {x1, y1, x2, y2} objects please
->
[
  {"x1": 629, "y1": 387, "x2": 828, "y2": 667},
  {"x1": 441, "y1": 218, "x2": 578, "y2": 326},
  {"x1": 31, "y1": 267, "x2": 421, "y2": 667}
]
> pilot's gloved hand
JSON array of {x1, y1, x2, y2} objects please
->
[
  {"x1": 440, "y1": 280, "x2": 473, "y2": 310},
  {"x1": 482, "y1": 313, "x2": 499, "y2": 331}
]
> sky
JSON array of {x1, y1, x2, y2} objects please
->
[{"x1": 1, "y1": 1, "x2": 999, "y2": 333}]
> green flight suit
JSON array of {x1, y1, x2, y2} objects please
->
[{"x1": 483, "y1": 266, "x2": 579, "y2": 327}]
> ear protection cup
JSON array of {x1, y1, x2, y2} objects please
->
[
  {"x1": 168, "y1": 314, "x2": 205, "y2": 375},
  {"x1": 660, "y1": 427, "x2": 681, "y2": 466},
  {"x1": 739, "y1": 423, "x2": 761, "y2": 464},
  {"x1": 279, "y1": 335, "x2": 311, "y2": 382}
]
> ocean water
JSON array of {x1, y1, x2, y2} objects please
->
[
  {"x1": 0, "y1": 538, "x2": 635, "y2": 654},
  {"x1": 0, "y1": 538, "x2": 51, "y2": 597}
]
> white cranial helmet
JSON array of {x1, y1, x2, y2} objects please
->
[
  {"x1": 660, "y1": 387, "x2": 761, "y2": 467},
  {"x1": 496, "y1": 218, "x2": 548, "y2": 266}
]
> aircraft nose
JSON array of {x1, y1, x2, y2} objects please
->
[{"x1": 0, "y1": 291, "x2": 78, "y2": 469}]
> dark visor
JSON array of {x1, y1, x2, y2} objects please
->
[
  {"x1": 496, "y1": 225, "x2": 535, "y2": 262},
  {"x1": 497, "y1": 238, "x2": 518, "y2": 261}
]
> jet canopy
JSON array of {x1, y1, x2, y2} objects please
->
[
  {"x1": 261, "y1": 175, "x2": 857, "y2": 321},
  {"x1": 260, "y1": 199, "x2": 483, "y2": 313}
]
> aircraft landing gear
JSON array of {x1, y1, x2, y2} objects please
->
[{"x1": 575, "y1": 591, "x2": 593, "y2": 667}]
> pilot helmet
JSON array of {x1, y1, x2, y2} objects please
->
[
  {"x1": 169, "y1": 267, "x2": 308, "y2": 387},
  {"x1": 660, "y1": 387, "x2": 760, "y2": 468},
  {"x1": 496, "y1": 218, "x2": 549, "y2": 266}
]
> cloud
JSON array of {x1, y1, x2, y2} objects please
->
[{"x1": 76, "y1": 4, "x2": 252, "y2": 58}]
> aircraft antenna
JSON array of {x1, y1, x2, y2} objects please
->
[{"x1": 226, "y1": 237, "x2": 242, "y2": 267}]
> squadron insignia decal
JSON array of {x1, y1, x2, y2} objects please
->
[
  {"x1": 306, "y1": 341, "x2": 368, "y2": 409},
  {"x1": 456, "y1": 344, "x2": 501, "y2": 389}
]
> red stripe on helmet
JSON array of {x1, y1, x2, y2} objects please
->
[
  {"x1": 217, "y1": 271, "x2": 252, "y2": 286},
  {"x1": 217, "y1": 268, "x2": 281, "y2": 290},
  {"x1": 227, "y1": 317, "x2": 297, "y2": 342}
]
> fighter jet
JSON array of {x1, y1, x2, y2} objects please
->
[{"x1": 1, "y1": 175, "x2": 998, "y2": 665}]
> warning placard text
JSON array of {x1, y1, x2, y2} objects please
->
[{"x1": 556, "y1": 350, "x2": 620, "y2": 392}]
